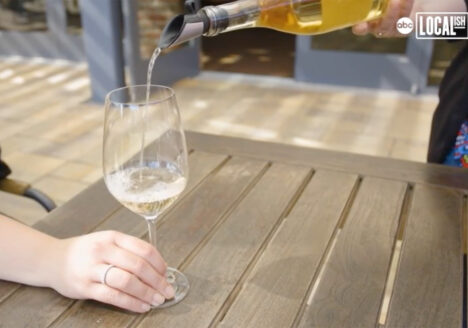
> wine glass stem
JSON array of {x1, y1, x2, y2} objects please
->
[
  {"x1": 145, "y1": 217, "x2": 176, "y2": 285},
  {"x1": 146, "y1": 218, "x2": 158, "y2": 249}
]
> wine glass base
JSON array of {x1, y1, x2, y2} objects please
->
[{"x1": 153, "y1": 267, "x2": 189, "y2": 309}]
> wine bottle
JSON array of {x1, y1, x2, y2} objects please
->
[{"x1": 160, "y1": 0, "x2": 389, "y2": 49}]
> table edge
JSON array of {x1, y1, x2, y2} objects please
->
[{"x1": 186, "y1": 131, "x2": 468, "y2": 191}]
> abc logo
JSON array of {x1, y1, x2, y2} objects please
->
[{"x1": 396, "y1": 17, "x2": 414, "y2": 35}]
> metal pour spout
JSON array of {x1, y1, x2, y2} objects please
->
[
  {"x1": 158, "y1": 12, "x2": 210, "y2": 49},
  {"x1": 159, "y1": 0, "x2": 255, "y2": 50},
  {"x1": 159, "y1": 0, "x2": 232, "y2": 50}
]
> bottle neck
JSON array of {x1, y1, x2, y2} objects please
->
[{"x1": 201, "y1": 0, "x2": 260, "y2": 36}]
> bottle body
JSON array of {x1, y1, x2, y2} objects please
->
[
  {"x1": 205, "y1": 0, "x2": 389, "y2": 36},
  {"x1": 158, "y1": 0, "x2": 390, "y2": 49}
]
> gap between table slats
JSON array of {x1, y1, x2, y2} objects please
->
[
  {"x1": 214, "y1": 170, "x2": 360, "y2": 328},
  {"x1": 297, "y1": 177, "x2": 407, "y2": 328},
  {"x1": 289, "y1": 176, "x2": 363, "y2": 328},
  {"x1": 207, "y1": 169, "x2": 316, "y2": 327},
  {"x1": 376, "y1": 184, "x2": 414, "y2": 327},
  {"x1": 385, "y1": 184, "x2": 463, "y2": 328}
]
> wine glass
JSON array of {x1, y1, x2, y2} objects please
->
[{"x1": 103, "y1": 85, "x2": 189, "y2": 308}]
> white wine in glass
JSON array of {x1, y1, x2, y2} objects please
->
[{"x1": 103, "y1": 85, "x2": 189, "y2": 308}]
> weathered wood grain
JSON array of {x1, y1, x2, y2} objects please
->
[
  {"x1": 136, "y1": 163, "x2": 310, "y2": 328},
  {"x1": 1, "y1": 131, "x2": 465, "y2": 328},
  {"x1": 0, "y1": 281, "x2": 19, "y2": 304},
  {"x1": 187, "y1": 131, "x2": 468, "y2": 190},
  {"x1": 386, "y1": 185, "x2": 463, "y2": 328},
  {"x1": 299, "y1": 177, "x2": 406, "y2": 328},
  {"x1": 218, "y1": 170, "x2": 358, "y2": 328}
]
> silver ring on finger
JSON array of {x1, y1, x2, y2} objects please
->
[{"x1": 101, "y1": 264, "x2": 116, "y2": 286}]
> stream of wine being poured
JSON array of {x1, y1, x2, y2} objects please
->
[{"x1": 139, "y1": 47, "x2": 162, "y2": 174}]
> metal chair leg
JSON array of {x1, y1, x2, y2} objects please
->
[
  {"x1": 0, "y1": 178, "x2": 57, "y2": 212},
  {"x1": 23, "y1": 187, "x2": 56, "y2": 212}
]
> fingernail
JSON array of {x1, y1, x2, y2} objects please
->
[
  {"x1": 142, "y1": 303, "x2": 151, "y2": 312},
  {"x1": 152, "y1": 293, "x2": 165, "y2": 306},
  {"x1": 165, "y1": 284, "x2": 175, "y2": 299}
]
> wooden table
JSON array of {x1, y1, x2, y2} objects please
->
[{"x1": 0, "y1": 132, "x2": 466, "y2": 328}]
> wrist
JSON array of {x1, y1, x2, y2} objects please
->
[{"x1": 35, "y1": 236, "x2": 63, "y2": 289}]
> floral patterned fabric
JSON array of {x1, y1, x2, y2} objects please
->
[{"x1": 444, "y1": 120, "x2": 468, "y2": 168}]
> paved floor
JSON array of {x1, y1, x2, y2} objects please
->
[
  {"x1": 202, "y1": 29, "x2": 295, "y2": 77},
  {"x1": 201, "y1": 27, "x2": 463, "y2": 86},
  {"x1": 0, "y1": 56, "x2": 438, "y2": 224}
]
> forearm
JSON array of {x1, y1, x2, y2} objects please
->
[
  {"x1": 0, "y1": 215, "x2": 59, "y2": 288},
  {"x1": 0, "y1": 215, "x2": 173, "y2": 312}
]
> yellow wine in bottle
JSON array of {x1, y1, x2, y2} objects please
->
[
  {"x1": 258, "y1": 0, "x2": 388, "y2": 35},
  {"x1": 160, "y1": 0, "x2": 389, "y2": 49}
]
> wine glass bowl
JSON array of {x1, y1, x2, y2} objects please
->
[{"x1": 103, "y1": 85, "x2": 189, "y2": 308}]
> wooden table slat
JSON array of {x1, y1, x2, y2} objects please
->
[
  {"x1": 177, "y1": 151, "x2": 229, "y2": 193},
  {"x1": 50, "y1": 156, "x2": 267, "y2": 327},
  {"x1": 0, "y1": 150, "x2": 227, "y2": 328},
  {"x1": 0, "y1": 281, "x2": 17, "y2": 304},
  {"x1": 386, "y1": 185, "x2": 463, "y2": 328},
  {"x1": 299, "y1": 177, "x2": 406, "y2": 328},
  {"x1": 218, "y1": 170, "x2": 358, "y2": 328},
  {"x1": 0, "y1": 287, "x2": 72, "y2": 328},
  {"x1": 136, "y1": 163, "x2": 310, "y2": 328},
  {"x1": 187, "y1": 131, "x2": 468, "y2": 190}
]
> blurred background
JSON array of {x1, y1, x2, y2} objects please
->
[{"x1": 0, "y1": 0, "x2": 463, "y2": 221}]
